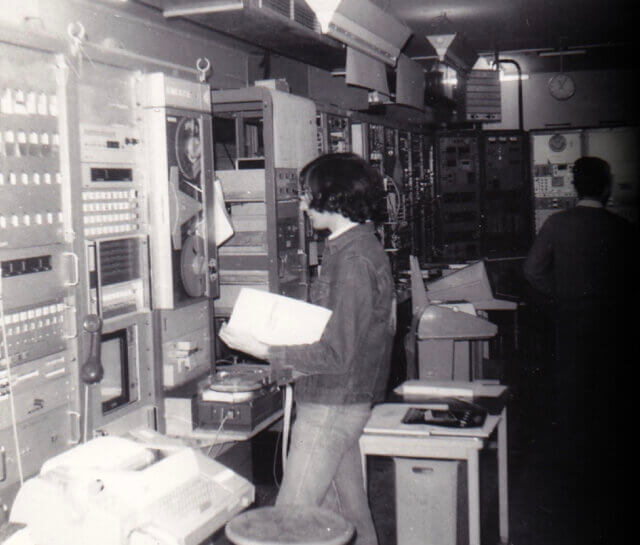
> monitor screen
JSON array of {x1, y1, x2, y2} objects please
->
[{"x1": 101, "y1": 329, "x2": 130, "y2": 413}]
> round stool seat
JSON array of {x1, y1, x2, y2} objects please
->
[{"x1": 225, "y1": 506, "x2": 354, "y2": 545}]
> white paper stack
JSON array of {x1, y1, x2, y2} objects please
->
[{"x1": 226, "y1": 288, "x2": 332, "y2": 345}]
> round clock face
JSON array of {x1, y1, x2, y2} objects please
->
[
  {"x1": 548, "y1": 73, "x2": 576, "y2": 100},
  {"x1": 549, "y1": 133, "x2": 567, "y2": 152}
]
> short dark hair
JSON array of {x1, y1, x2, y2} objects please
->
[
  {"x1": 572, "y1": 157, "x2": 611, "y2": 199},
  {"x1": 300, "y1": 153, "x2": 385, "y2": 224}
]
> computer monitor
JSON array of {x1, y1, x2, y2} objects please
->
[{"x1": 100, "y1": 329, "x2": 131, "y2": 413}]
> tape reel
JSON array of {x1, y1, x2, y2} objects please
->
[{"x1": 180, "y1": 234, "x2": 206, "y2": 297}]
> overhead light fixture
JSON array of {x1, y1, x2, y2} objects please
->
[
  {"x1": 538, "y1": 49, "x2": 586, "y2": 57},
  {"x1": 163, "y1": 0, "x2": 243, "y2": 17},
  {"x1": 500, "y1": 72, "x2": 529, "y2": 82},
  {"x1": 442, "y1": 71, "x2": 529, "y2": 86},
  {"x1": 304, "y1": 0, "x2": 412, "y2": 66},
  {"x1": 425, "y1": 14, "x2": 477, "y2": 74}
]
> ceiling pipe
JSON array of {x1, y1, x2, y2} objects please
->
[{"x1": 493, "y1": 53, "x2": 523, "y2": 131}]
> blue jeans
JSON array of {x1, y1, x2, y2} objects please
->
[{"x1": 276, "y1": 402, "x2": 377, "y2": 545}]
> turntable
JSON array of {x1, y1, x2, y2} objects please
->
[{"x1": 174, "y1": 364, "x2": 284, "y2": 432}]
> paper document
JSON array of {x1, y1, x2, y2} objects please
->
[
  {"x1": 394, "y1": 380, "x2": 507, "y2": 398},
  {"x1": 394, "y1": 380, "x2": 475, "y2": 398},
  {"x1": 213, "y1": 178, "x2": 234, "y2": 246},
  {"x1": 227, "y1": 288, "x2": 332, "y2": 345}
]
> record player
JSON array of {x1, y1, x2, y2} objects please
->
[{"x1": 164, "y1": 364, "x2": 283, "y2": 434}]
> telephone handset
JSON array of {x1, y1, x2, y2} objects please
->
[{"x1": 81, "y1": 314, "x2": 104, "y2": 385}]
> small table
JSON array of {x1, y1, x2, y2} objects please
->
[
  {"x1": 225, "y1": 506, "x2": 354, "y2": 545},
  {"x1": 360, "y1": 383, "x2": 509, "y2": 545}
]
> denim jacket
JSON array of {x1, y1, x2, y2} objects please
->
[{"x1": 267, "y1": 222, "x2": 395, "y2": 405}]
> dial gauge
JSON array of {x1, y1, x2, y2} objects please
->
[{"x1": 548, "y1": 133, "x2": 567, "y2": 152}]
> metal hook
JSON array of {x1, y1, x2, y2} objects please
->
[
  {"x1": 67, "y1": 21, "x2": 86, "y2": 57},
  {"x1": 196, "y1": 57, "x2": 211, "y2": 83}
]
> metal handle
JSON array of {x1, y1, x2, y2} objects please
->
[
  {"x1": 68, "y1": 410, "x2": 81, "y2": 444},
  {"x1": 0, "y1": 447, "x2": 7, "y2": 482},
  {"x1": 62, "y1": 251, "x2": 79, "y2": 287}
]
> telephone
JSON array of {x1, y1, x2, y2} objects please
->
[{"x1": 9, "y1": 436, "x2": 254, "y2": 545}]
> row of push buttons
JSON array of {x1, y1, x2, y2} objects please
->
[
  {"x1": 0, "y1": 212, "x2": 62, "y2": 228},
  {"x1": 1, "y1": 303, "x2": 65, "y2": 328},
  {"x1": 82, "y1": 190, "x2": 137, "y2": 200},
  {"x1": 1, "y1": 130, "x2": 59, "y2": 158},
  {"x1": 0, "y1": 172, "x2": 61, "y2": 185},
  {"x1": 82, "y1": 202, "x2": 134, "y2": 212},
  {"x1": 0, "y1": 89, "x2": 58, "y2": 116}
]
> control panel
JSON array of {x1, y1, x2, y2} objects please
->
[
  {"x1": 435, "y1": 133, "x2": 482, "y2": 261},
  {"x1": 531, "y1": 131, "x2": 581, "y2": 232},
  {"x1": 1, "y1": 41, "x2": 79, "y2": 511},
  {"x1": 482, "y1": 131, "x2": 532, "y2": 256}
]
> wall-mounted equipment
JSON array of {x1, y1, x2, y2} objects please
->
[
  {"x1": 456, "y1": 69, "x2": 501, "y2": 123},
  {"x1": 530, "y1": 130, "x2": 582, "y2": 232},
  {"x1": 531, "y1": 126, "x2": 639, "y2": 230}
]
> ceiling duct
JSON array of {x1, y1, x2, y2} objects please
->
[
  {"x1": 304, "y1": 0, "x2": 412, "y2": 66},
  {"x1": 159, "y1": 0, "x2": 346, "y2": 70}
]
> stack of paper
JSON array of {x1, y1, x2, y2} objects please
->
[{"x1": 226, "y1": 288, "x2": 332, "y2": 345}]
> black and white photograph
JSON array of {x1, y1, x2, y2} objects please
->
[{"x1": 0, "y1": 1, "x2": 637, "y2": 544}]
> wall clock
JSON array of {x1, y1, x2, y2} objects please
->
[{"x1": 548, "y1": 73, "x2": 576, "y2": 100}]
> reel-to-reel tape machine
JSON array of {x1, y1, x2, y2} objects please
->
[
  {"x1": 142, "y1": 74, "x2": 218, "y2": 308},
  {"x1": 141, "y1": 74, "x2": 219, "y2": 389}
]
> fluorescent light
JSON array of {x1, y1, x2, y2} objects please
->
[
  {"x1": 500, "y1": 73, "x2": 529, "y2": 81},
  {"x1": 538, "y1": 49, "x2": 586, "y2": 57},
  {"x1": 164, "y1": 0, "x2": 243, "y2": 18},
  {"x1": 442, "y1": 73, "x2": 528, "y2": 85}
]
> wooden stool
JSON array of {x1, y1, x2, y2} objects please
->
[{"x1": 225, "y1": 506, "x2": 354, "y2": 545}]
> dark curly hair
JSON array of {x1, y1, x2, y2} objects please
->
[{"x1": 300, "y1": 152, "x2": 385, "y2": 224}]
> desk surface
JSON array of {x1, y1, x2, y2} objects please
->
[{"x1": 364, "y1": 403, "x2": 500, "y2": 440}]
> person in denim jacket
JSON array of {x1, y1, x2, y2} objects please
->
[{"x1": 220, "y1": 153, "x2": 395, "y2": 545}]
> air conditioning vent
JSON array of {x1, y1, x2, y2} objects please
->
[
  {"x1": 293, "y1": 1, "x2": 319, "y2": 31},
  {"x1": 261, "y1": 0, "x2": 290, "y2": 19},
  {"x1": 260, "y1": 0, "x2": 319, "y2": 31}
]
